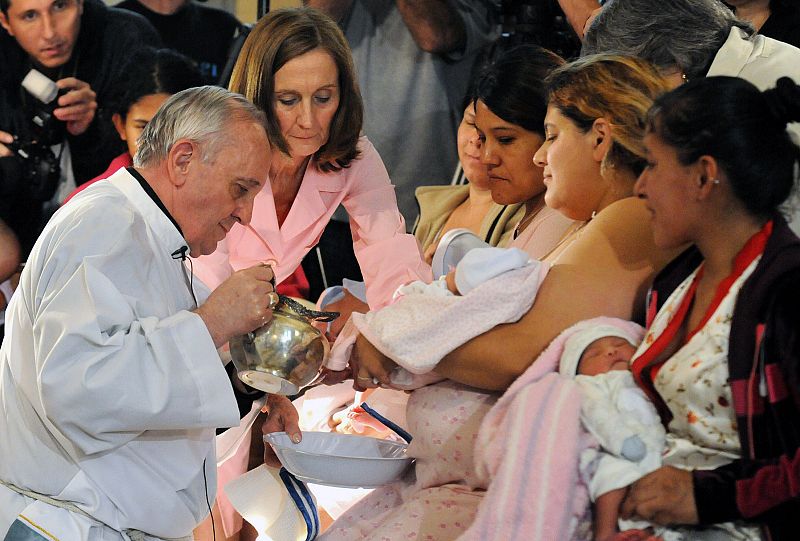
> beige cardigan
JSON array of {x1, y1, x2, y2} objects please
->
[{"x1": 413, "y1": 184, "x2": 525, "y2": 252}]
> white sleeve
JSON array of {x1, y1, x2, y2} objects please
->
[{"x1": 28, "y1": 225, "x2": 238, "y2": 457}]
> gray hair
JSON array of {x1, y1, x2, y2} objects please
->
[
  {"x1": 582, "y1": 0, "x2": 753, "y2": 81},
  {"x1": 134, "y1": 85, "x2": 267, "y2": 168}
]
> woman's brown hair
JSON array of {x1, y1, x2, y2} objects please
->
[
  {"x1": 546, "y1": 54, "x2": 669, "y2": 176},
  {"x1": 229, "y1": 7, "x2": 363, "y2": 171}
]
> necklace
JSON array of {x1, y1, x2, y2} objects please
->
[
  {"x1": 513, "y1": 197, "x2": 548, "y2": 239},
  {"x1": 512, "y1": 211, "x2": 537, "y2": 239}
]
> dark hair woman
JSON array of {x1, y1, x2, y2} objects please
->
[
  {"x1": 64, "y1": 46, "x2": 203, "y2": 203},
  {"x1": 630, "y1": 76, "x2": 800, "y2": 540}
]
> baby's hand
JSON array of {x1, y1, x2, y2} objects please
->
[
  {"x1": 444, "y1": 270, "x2": 459, "y2": 294},
  {"x1": 620, "y1": 435, "x2": 646, "y2": 462},
  {"x1": 328, "y1": 404, "x2": 392, "y2": 439}
]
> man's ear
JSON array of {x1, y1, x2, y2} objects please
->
[
  {"x1": 590, "y1": 117, "x2": 614, "y2": 163},
  {"x1": 167, "y1": 140, "x2": 195, "y2": 186},
  {"x1": 0, "y1": 12, "x2": 13, "y2": 36},
  {"x1": 111, "y1": 113, "x2": 126, "y2": 140}
]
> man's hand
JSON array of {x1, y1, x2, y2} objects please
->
[
  {"x1": 396, "y1": 0, "x2": 466, "y2": 54},
  {"x1": 55, "y1": 77, "x2": 97, "y2": 136},
  {"x1": 0, "y1": 130, "x2": 13, "y2": 157},
  {"x1": 261, "y1": 393, "x2": 301, "y2": 468},
  {"x1": 194, "y1": 263, "x2": 276, "y2": 348},
  {"x1": 350, "y1": 333, "x2": 397, "y2": 391},
  {"x1": 620, "y1": 466, "x2": 698, "y2": 526}
]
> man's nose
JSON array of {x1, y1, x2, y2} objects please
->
[
  {"x1": 41, "y1": 14, "x2": 57, "y2": 40},
  {"x1": 235, "y1": 201, "x2": 254, "y2": 226}
]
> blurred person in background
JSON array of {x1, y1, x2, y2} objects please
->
[
  {"x1": 0, "y1": 0, "x2": 160, "y2": 256},
  {"x1": 115, "y1": 0, "x2": 245, "y2": 85},
  {"x1": 724, "y1": 0, "x2": 800, "y2": 47},
  {"x1": 64, "y1": 46, "x2": 203, "y2": 201},
  {"x1": 582, "y1": 0, "x2": 800, "y2": 234}
]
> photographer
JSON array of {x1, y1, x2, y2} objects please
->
[{"x1": 0, "y1": 0, "x2": 160, "y2": 256}]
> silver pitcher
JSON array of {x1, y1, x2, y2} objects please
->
[{"x1": 229, "y1": 297, "x2": 339, "y2": 395}]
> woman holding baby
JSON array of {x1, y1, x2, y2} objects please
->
[{"x1": 621, "y1": 76, "x2": 800, "y2": 540}]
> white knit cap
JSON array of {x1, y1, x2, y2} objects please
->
[
  {"x1": 559, "y1": 324, "x2": 642, "y2": 377},
  {"x1": 454, "y1": 246, "x2": 531, "y2": 295}
]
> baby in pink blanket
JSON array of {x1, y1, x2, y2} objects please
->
[{"x1": 326, "y1": 246, "x2": 541, "y2": 438}]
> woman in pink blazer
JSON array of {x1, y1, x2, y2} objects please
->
[
  {"x1": 192, "y1": 8, "x2": 430, "y2": 310},
  {"x1": 191, "y1": 9, "x2": 430, "y2": 539}
]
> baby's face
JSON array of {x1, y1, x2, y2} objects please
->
[{"x1": 577, "y1": 336, "x2": 636, "y2": 376}]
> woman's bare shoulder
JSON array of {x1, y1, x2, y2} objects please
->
[{"x1": 560, "y1": 197, "x2": 676, "y2": 270}]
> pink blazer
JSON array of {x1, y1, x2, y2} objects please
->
[{"x1": 192, "y1": 137, "x2": 431, "y2": 308}]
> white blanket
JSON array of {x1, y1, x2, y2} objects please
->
[{"x1": 326, "y1": 262, "x2": 547, "y2": 387}]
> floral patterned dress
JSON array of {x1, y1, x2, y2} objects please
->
[
  {"x1": 646, "y1": 263, "x2": 747, "y2": 472},
  {"x1": 630, "y1": 227, "x2": 772, "y2": 540}
]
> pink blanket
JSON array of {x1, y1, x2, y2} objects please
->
[{"x1": 462, "y1": 317, "x2": 645, "y2": 540}]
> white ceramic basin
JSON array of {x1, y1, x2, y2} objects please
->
[{"x1": 264, "y1": 431, "x2": 414, "y2": 488}]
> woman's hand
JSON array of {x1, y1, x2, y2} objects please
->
[
  {"x1": 620, "y1": 466, "x2": 698, "y2": 526},
  {"x1": 350, "y1": 333, "x2": 397, "y2": 391},
  {"x1": 318, "y1": 366, "x2": 353, "y2": 385},
  {"x1": 261, "y1": 393, "x2": 301, "y2": 468},
  {"x1": 319, "y1": 289, "x2": 369, "y2": 340}
]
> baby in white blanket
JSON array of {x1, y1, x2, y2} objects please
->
[
  {"x1": 559, "y1": 323, "x2": 667, "y2": 541},
  {"x1": 325, "y1": 245, "x2": 545, "y2": 388},
  {"x1": 399, "y1": 245, "x2": 532, "y2": 298}
]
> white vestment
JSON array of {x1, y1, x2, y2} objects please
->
[{"x1": 0, "y1": 168, "x2": 240, "y2": 539}]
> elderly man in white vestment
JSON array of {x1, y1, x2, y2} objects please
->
[{"x1": 0, "y1": 86, "x2": 301, "y2": 540}]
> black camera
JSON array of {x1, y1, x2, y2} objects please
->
[
  {"x1": 6, "y1": 136, "x2": 61, "y2": 201},
  {"x1": 496, "y1": 0, "x2": 582, "y2": 60},
  {"x1": 1, "y1": 70, "x2": 65, "y2": 201}
]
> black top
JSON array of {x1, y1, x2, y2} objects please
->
[
  {"x1": 759, "y1": 0, "x2": 800, "y2": 48},
  {"x1": 115, "y1": 0, "x2": 243, "y2": 85},
  {"x1": 0, "y1": 0, "x2": 161, "y2": 255},
  {"x1": 648, "y1": 216, "x2": 800, "y2": 540}
]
